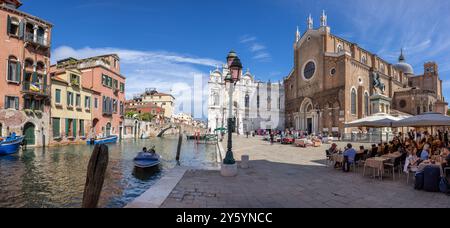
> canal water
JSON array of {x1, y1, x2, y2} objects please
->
[{"x1": 0, "y1": 136, "x2": 218, "y2": 208}]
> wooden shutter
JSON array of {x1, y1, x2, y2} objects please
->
[
  {"x1": 80, "y1": 120, "x2": 84, "y2": 136},
  {"x1": 7, "y1": 16, "x2": 11, "y2": 35},
  {"x1": 65, "y1": 119, "x2": 70, "y2": 137},
  {"x1": 18, "y1": 20, "x2": 24, "y2": 39},
  {"x1": 16, "y1": 61, "x2": 21, "y2": 82},
  {"x1": 73, "y1": 119, "x2": 77, "y2": 137},
  {"x1": 15, "y1": 97, "x2": 19, "y2": 110},
  {"x1": 7, "y1": 59, "x2": 11, "y2": 81}
]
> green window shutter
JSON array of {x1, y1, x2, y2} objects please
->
[
  {"x1": 67, "y1": 92, "x2": 70, "y2": 106},
  {"x1": 32, "y1": 72, "x2": 38, "y2": 83},
  {"x1": 15, "y1": 97, "x2": 19, "y2": 110},
  {"x1": 7, "y1": 15, "x2": 11, "y2": 35},
  {"x1": 18, "y1": 20, "x2": 24, "y2": 39},
  {"x1": 65, "y1": 119, "x2": 70, "y2": 137},
  {"x1": 7, "y1": 60, "x2": 11, "y2": 81},
  {"x1": 80, "y1": 120, "x2": 85, "y2": 136},
  {"x1": 53, "y1": 118, "x2": 60, "y2": 137},
  {"x1": 73, "y1": 119, "x2": 77, "y2": 137},
  {"x1": 16, "y1": 61, "x2": 21, "y2": 83}
]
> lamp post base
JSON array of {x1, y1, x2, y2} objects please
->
[{"x1": 221, "y1": 163, "x2": 238, "y2": 177}]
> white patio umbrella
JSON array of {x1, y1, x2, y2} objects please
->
[
  {"x1": 345, "y1": 113, "x2": 405, "y2": 128},
  {"x1": 392, "y1": 112, "x2": 450, "y2": 127},
  {"x1": 345, "y1": 113, "x2": 409, "y2": 143}
]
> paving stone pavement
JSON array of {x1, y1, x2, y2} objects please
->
[{"x1": 161, "y1": 135, "x2": 450, "y2": 208}]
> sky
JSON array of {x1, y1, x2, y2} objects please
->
[{"x1": 21, "y1": 0, "x2": 450, "y2": 118}]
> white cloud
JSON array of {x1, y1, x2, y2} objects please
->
[
  {"x1": 52, "y1": 46, "x2": 219, "y2": 119},
  {"x1": 250, "y1": 44, "x2": 266, "y2": 52},
  {"x1": 239, "y1": 35, "x2": 257, "y2": 44},
  {"x1": 238, "y1": 35, "x2": 272, "y2": 62}
]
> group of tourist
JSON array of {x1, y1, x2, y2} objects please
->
[
  {"x1": 254, "y1": 129, "x2": 324, "y2": 146},
  {"x1": 326, "y1": 130, "x2": 450, "y2": 176}
]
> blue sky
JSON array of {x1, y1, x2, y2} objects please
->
[{"x1": 21, "y1": 0, "x2": 450, "y2": 117}]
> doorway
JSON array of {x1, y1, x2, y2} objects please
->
[
  {"x1": 105, "y1": 123, "x2": 111, "y2": 137},
  {"x1": 307, "y1": 118, "x2": 313, "y2": 135},
  {"x1": 23, "y1": 122, "x2": 36, "y2": 146}
]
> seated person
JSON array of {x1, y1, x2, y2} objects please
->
[
  {"x1": 420, "y1": 144, "x2": 431, "y2": 161},
  {"x1": 326, "y1": 143, "x2": 338, "y2": 156},
  {"x1": 343, "y1": 144, "x2": 357, "y2": 164},
  {"x1": 369, "y1": 144, "x2": 378, "y2": 158},
  {"x1": 383, "y1": 143, "x2": 390, "y2": 155},
  {"x1": 404, "y1": 146, "x2": 419, "y2": 173}
]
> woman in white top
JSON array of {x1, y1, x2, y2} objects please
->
[{"x1": 404, "y1": 146, "x2": 419, "y2": 173}]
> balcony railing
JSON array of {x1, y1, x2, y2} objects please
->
[
  {"x1": 24, "y1": 32, "x2": 48, "y2": 47},
  {"x1": 22, "y1": 82, "x2": 50, "y2": 97}
]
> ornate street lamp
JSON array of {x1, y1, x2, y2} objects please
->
[
  {"x1": 220, "y1": 51, "x2": 242, "y2": 177},
  {"x1": 223, "y1": 52, "x2": 242, "y2": 165}
]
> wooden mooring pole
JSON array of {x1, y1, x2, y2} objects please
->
[
  {"x1": 82, "y1": 144, "x2": 109, "y2": 208},
  {"x1": 176, "y1": 127, "x2": 183, "y2": 163}
]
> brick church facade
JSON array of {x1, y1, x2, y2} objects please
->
[{"x1": 284, "y1": 12, "x2": 448, "y2": 136}]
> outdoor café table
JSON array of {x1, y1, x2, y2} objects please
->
[
  {"x1": 417, "y1": 161, "x2": 443, "y2": 176},
  {"x1": 381, "y1": 152, "x2": 402, "y2": 162},
  {"x1": 363, "y1": 157, "x2": 391, "y2": 180}
]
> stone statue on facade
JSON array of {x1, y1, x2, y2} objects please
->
[{"x1": 371, "y1": 71, "x2": 385, "y2": 94}]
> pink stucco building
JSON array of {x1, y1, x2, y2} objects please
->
[
  {"x1": 54, "y1": 55, "x2": 126, "y2": 139},
  {"x1": 0, "y1": 0, "x2": 53, "y2": 146}
]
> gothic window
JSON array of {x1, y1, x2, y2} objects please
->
[
  {"x1": 361, "y1": 56, "x2": 367, "y2": 64},
  {"x1": 212, "y1": 92, "x2": 219, "y2": 106},
  {"x1": 417, "y1": 106, "x2": 421, "y2": 115},
  {"x1": 337, "y1": 44, "x2": 344, "y2": 53},
  {"x1": 429, "y1": 104, "x2": 433, "y2": 112},
  {"x1": 303, "y1": 61, "x2": 316, "y2": 80},
  {"x1": 364, "y1": 92, "x2": 369, "y2": 116},
  {"x1": 380, "y1": 64, "x2": 385, "y2": 74},
  {"x1": 36, "y1": 61, "x2": 45, "y2": 73},
  {"x1": 245, "y1": 94, "x2": 250, "y2": 108},
  {"x1": 351, "y1": 88, "x2": 357, "y2": 115}
]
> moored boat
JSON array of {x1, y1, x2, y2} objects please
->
[
  {"x1": 0, "y1": 133, "x2": 24, "y2": 156},
  {"x1": 134, "y1": 152, "x2": 161, "y2": 169},
  {"x1": 87, "y1": 135, "x2": 118, "y2": 145}
]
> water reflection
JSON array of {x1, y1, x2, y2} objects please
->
[{"x1": 0, "y1": 137, "x2": 217, "y2": 208}]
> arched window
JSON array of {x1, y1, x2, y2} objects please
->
[
  {"x1": 380, "y1": 64, "x2": 385, "y2": 74},
  {"x1": 245, "y1": 94, "x2": 250, "y2": 108},
  {"x1": 429, "y1": 104, "x2": 433, "y2": 112},
  {"x1": 423, "y1": 106, "x2": 427, "y2": 113},
  {"x1": 364, "y1": 92, "x2": 369, "y2": 116},
  {"x1": 417, "y1": 106, "x2": 421, "y2": 115},
  {"x1": 351, "y1": 88, "x2": 357, "y2": 115},
  {"x1": 25, "y1": 58, "x2": 34, "y2": 70},
  {"x1": 36, "y1": 61, "x2": 45, "y2": 72},
  {"x1": 212, "y1": 92, "x2": 219, "y2": 106},
  {"x1": 7, "y1": 56, "x2": 20, "y2": 83},
  {"x1": 337, "y1": 44, "x2": 344, "y2": 53},
  {"x1": 361, "y1": 56, "x2": 367, "y2": 64}
]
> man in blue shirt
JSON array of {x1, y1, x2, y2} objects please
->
[
  {"x1": 344, "y1": 143, "x2": 357, "y2": 164},
  {"x1": 420, "y1": 144, "x2": 430, "y2": 161}
]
